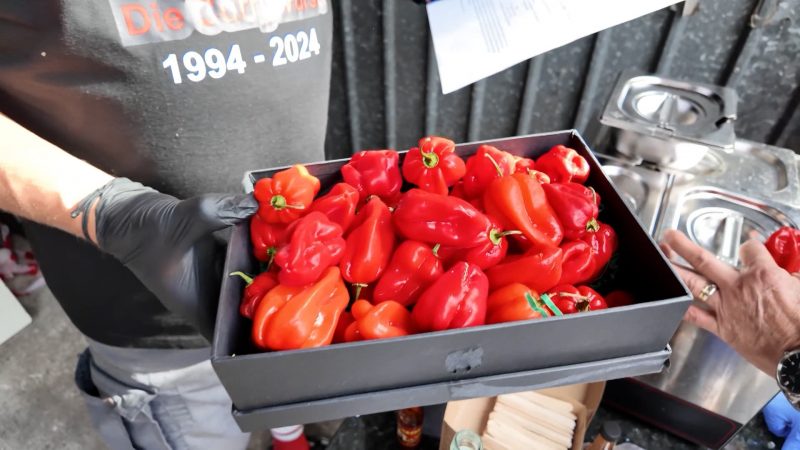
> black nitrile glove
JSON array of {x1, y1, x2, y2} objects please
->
[{"x1": 77, "y1": 178, "x2": 256, "y2": 341}]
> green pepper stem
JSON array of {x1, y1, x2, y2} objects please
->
[
  {"x1": 421, "y1": 150, "x2": 439, "y2": 169},
  {"x1": 229, "y1": 271, "x2": 254, "y2": 286},
  {"x1": 585, "y1": 218, "x2": 600, "y2": 233},
  {"x1": 266, "y1": 247, "x2": 277, "y2": 271},
  {"x1": 353, "y1": 283, "x2": 367, "y2": 301},
  {"x1": 488, "y1": 229, "x2": 523, "y2": 245},
  {"x1": 431, "y1": 244, "x2": 441, "y2": 257},
  {"x1": 484, "y1": 152, "x2": 504, "y2": 177},
  {"x1": 270, "y1": 194, "x2": 305, "y2": 211}
]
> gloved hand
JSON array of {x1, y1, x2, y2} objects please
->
[
  {"x1": 764, "y1": 394, "x2": 800, "y2": 450},
  {"x1": 83, "y1": 178, "x2": 256, "y2": 341}
]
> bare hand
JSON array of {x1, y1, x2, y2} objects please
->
[{"x1": 661, "y1": 229, "x2": 800, "y2": 375}]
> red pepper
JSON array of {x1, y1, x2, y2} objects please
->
[
  {"x1": 230, "y1": 271, "x2": 278, "y2": 319},
  {"x1": 514, "y1": 157, "x2": 536, "y2": 174},
  {"x1": 580, "y1": 221, "x2": 618, "y2": 279},
  {"x1": 393, "y1": 189, "x2": 493, "y2": 248},
  {"x1": 254, "y1": 165, "x2": 320, "y2": 224},
  {"x1": 437, "y1": 217, "x2": 520, "y2": 270},
  {"x1": 558, "y1": 240, "x2": 597, "y2": 286},
  {"x1": 373, "y1": 241, "x2": 443, "y2": 307},
  {"x1": 340, "y1": 197, "x2": 395, "y2": 298},
  {"x1": 402, "y1": 136, "x2": 466, "y2": 195},
  {"x1": 483, "y1": 173, "x2": 564, "y2": 250},
  {"x1": 486, "y1": 246, "x2": 563, "y2": 293},
  {"x1": 462, "y1": 145, "x2": 516, "y2": 199},
  {"x1": 333, "y1": 311, "x2": 356, "y2": 343},
  {"x1": 274, "y1": 211, "x2": 346, "y2": 287},
  {"x1": 450, "y1": 181, "x2": 485, "y2": 211},
  {"x1": 766, "y1": 226, "x2": 800, "y2": 273},
  {"x1": 252, "y1": 266, "x2": 349, "y2": 350},
  {"x1": 546, "y1": 285, "x2": 607, "y2": 314},
  {"x1": 605, "y1": 290, "x2": 635, "y2": 308},
  {"x1": 308, "y1": 183, "x2": 359, "y2": 234},
  {"x1": 341, "y1": 150, "x2": 403, "y2": 206},
  {"x1": 412, "y1": 262, "x2": 489, "y2": 331},
  {"x1": 344, "y1": 299, "x2": 416, "y2": 341},
  {"x1": 250, "y1": 214, "x2": 290, "y2": 264},
  {"x1": 542, "y1": 182, "x2": 600, "y2": 240},
  {"x1": 535, "y1": 145, "x2": 590, "y2": 184},
  {"x1": 529, "y1": 170, "x2": 551, "y2": 185}
]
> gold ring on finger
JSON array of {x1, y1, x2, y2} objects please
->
[{"x1": 697, "y1": 283, "x2": 718, "y2": 302}]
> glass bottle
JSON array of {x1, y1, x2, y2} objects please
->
[
  {"x1": 396, "y1": 407, "x2": 424, "y2": 448},
  {"x1": 587, "y1": 421, "x2": 621, "y2": 450},
  {"x1": 449, "y1": 429, "x2": 483, "y2": 450}
]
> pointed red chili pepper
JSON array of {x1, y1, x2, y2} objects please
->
[
  {"x1": 486, "y1": 245, "x2": 563, "y2": 293},
  {"x1": 402, "y1": 136, "x2": 466, "y2": 195},
  {"x1": 254, "y1": 165, "x2": 320, "y2": 224},
  {"x1": 535, "y1": 145, "x2": 590, "y2": 184},
  {"x1": 250, "y1": 214, "x2": 290, "y2": 265},
  {"x1": 274, "y1": 211, "x2": 346, "y2": 287},
  {"x1": 308, "y1": 183, "x2": 359, "y2": 234},
  {"x1": 462, "y1": 145, "x2": 516, "y2": 199},
  {"x1": 437, "y1": 217, "x2": 521, "y2": 270},
  {"x1": 340, "y1": 197, "x2": 395, "y2": 299},
  {"x1": 412, "y1": 262, "x2": 489, "y2": 331},
  {"x1": 341, "y1": 150, "x2": 403, "y2": 206},
  {"x1": 393, "y1": 189, "x2": 493, "y2": 248},
  {"x1": 546, "y1": 285, "x2": 607, "y2": 314},
  {"x1": 542, "y1": 182, "x2": 600, "y2": 240},
  {"x1": 230, "y1": 270, "x2": 278, "y2": 319},
  {"x1": 373, "y1": 241, "x2": 443, "y2": 307}
]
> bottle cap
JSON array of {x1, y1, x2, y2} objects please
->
[{"x1": 601, "y1": 421, "x2": 622, "y2": 442}]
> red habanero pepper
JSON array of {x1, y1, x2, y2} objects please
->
[
  {"x1": 373, "y1": 241, "x2": 443, "y2": 307},
  {"x1": 252, "y1": 266, "x2": 349, "y2": 350},
  {"x1": 462, "y1": 145, "x2": 516, "y2": 199},
  {"x1": 487, "y1": 283, "x2": 550, "y2": 324},
  {"x1": 274, "y1": 212, "x2": 346, "y2": 287},
  {"x1": 412, "y1": 262, "x2": 489, "y2": 331},
  {"x1": 341, "y1": 150, "x2": 403, "y2": 206},
  {"x1": 250, "y1": 214, "x2": 290, "y2": 264},
  {"x1": 437, "y1": 217, "x2": 521, "y2": 270},
  {"x1": 580, "y1": 221, "x2": 618, "y2": 279},
  {"x1": 558, "y1": 240, "x2": 597, "y2": 286},
  {"x1": 483, "y1": 173, "x2": 564, "y2": 250},
  {"x1": 486, "y1": 245, "x2": 563, "y2": 293},
  {"x1": 308, "y1": 183, "x2": 359, "y2": 234},
  {"x1": 605, "y1": 290, "x2": 635, "y2": 308},
  {"x1": 254, "y1": 164, "x2": 320, "y2": 224},
  {"x1": 402, "y1": 136, "x2": 466, "y2": 195},
  {"x1": 393, "y1": 189, "x2": 493, "y2": 248},
  {"x1": 514, "y1": 157, "x2": 536, "y2": 174},
  {"x1": 230, "y1": 270, "x2": 278, "y2": 319},
  {"x1": 536, "y1": 145, "x2": 590, "y2": 184},
  {"x1": 546, "y1": 285, "x2": 607, "y2": 314},
  {"x1": 542, "y1": 182, "x2": 600, "y2": 240},
  {"x1": 344, "y1": 299, "x2": 416, "y2": 341},
  {"x1": 766, "y1": 226, "x2": 800, "y2": 273},
  {"x1": 340, "y1": 197, "x2": 395, "y2": 299}
]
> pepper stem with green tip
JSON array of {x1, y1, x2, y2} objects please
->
[
  {"x1": 488, "y1": 229, "x2": 523, "y2": 245},
  {"x1": 270, "y1": 194, "x2": 305, "y2": 211},
  {"x1": 483, "y1": 152, "x2": 504, "y2": 177},
  {"x1": 585, "y1": 218, "x2": 600, "y2": 233},
  {"x1": 421, "y1": 150, "x2": 440, "y2": 168},
  {"x1": 353, "y1": 283, "x2": 367, "y2": 301},
  {"x1": 229, "y1": 271, "x2": 254, "y2": 286},
  {"x1": 432, "y1": 244, "x2": 441, "y2": 258}
]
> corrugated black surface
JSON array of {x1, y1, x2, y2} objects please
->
[{"x1": 324, "y1": 0, "x2": 800, "y2": 158}]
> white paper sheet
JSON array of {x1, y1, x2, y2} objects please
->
[{"x1": 427, "y1": 0, "x2": 682, "y2": 94}]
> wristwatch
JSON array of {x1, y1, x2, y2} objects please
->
[{"x1": 777, "y1": 349, "x2": 800, "y2": 409}]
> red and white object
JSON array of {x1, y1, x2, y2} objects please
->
[{"x1": 270, "y1": 425, "x2": 310, "y2": 450}]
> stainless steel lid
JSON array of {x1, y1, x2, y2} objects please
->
[{"x1": 601, "y1": 71, "x2": 738, "y2": 149}]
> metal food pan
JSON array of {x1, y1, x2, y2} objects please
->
[{"x1": 212, "y1": 130, "x2": 691, "y2": 423}]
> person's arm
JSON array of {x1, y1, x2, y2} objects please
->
[{"x1": 0, "y1": 114, "x2": 112, "y2": 241}]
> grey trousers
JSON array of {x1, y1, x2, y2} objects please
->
[{"x1": 74, "y1": 339, "x2": 250, "y2": 450}]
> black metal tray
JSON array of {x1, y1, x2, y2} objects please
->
[{"x1": 212, "y1": 130, "x2": 691, "y2": 426}]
